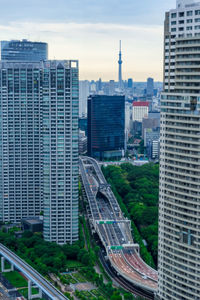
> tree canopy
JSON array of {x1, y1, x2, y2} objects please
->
[{"x1": 102, "y1": 163, "x2": 159, "y2": 265}]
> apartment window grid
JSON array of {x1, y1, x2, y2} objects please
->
[
  {"x1": 158, "y1": 1, "x2": 200, "y2": 299},
  {"x1": 0, "y1": 60, "x2": 79, "y2": 245}
]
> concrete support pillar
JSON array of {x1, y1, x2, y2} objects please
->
[
  {"x1": 28, "y1": 280, "x2": 32, "y2": 300},
  {"x1": 38, "y1": 288, "x2": 42, "y2": 298},
  {"x1": 1, "y1": 257, "x2": 14, "y2": 273},
  {"x1": 28, "y1": 280, "x2": 42, "y2": 300},
  {"x1": 1, "y1": 257, "x2": 5, "y2": 272}
]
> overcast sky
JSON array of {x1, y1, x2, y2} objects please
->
[{"x1": 0, "y1": 0, "x2": 176, "y2": 81}]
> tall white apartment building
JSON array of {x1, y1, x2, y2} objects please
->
[
  {"x1": 0, "y1": 62, "x2": 43, "y2": 222},
  {"x1": 42, "y1": 61, "x2": 79, "y2": 245},
  {"x1": 79, "y1": 80, "x2": 90, "y2": 117},
  {"x1": 132, "y1": 101, "x2": 149, "y2": 122},
  {"x1": 0, "y1": 60, "x2": 79, "y2": 245},
  {"x1": 158, "y1": 0, "x2": 200, "y2": 299}
]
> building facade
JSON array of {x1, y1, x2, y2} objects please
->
[
  {"x1": 147, "y1": 77, "x2": 154, "y2": 97},
  {"x1": 0, "y1": 61, "x2": 43, "y2": 222},
  {"x1": 144, "y1": 128, "x2": 160, "y2": 160},
  {"x1": 158, "y1": 0, "x2": 200, "y2": 299},
  {"x1": 87, "y1": 95, "x2": 125, "y2": 160},
  {"x1": 42, "y1": 60, "x2": 79, "y2": 244},
  {"x1": 132, "y1": 101, "x2": 149, "y2": 122},
  {"x1": 1, "y1": 40, "x2": 48, "y2": 62},
  {"x1": 79, "y1": 80, "x2": 90, "y2": 117},
  {"x1": 0, "y1": 60, "x2": 79, "y2": 245}
]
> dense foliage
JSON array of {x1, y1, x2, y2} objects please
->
[
  {"x1": 102, "y1": 163, "x2": 159, "y2": 266},
  {"x1": 0, "y1": 223, "x2": 96, "y2": 276}
]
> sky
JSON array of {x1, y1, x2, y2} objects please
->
[{"x1": 0, "y1": 0, "x2": 176, "y2": 81}]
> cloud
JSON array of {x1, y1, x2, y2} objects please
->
[
  {"x1": 0, "y1": 21, "x2": 163, "y2": 81},
  {"x1": 0, "y1": 0, "x2": 175, "y2": 25}
]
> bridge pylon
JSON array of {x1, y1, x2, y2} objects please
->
[
  {"x1": 1, "y1": 257, "x2": 14, "y2": 273},
  {"x1": 28, "y1": 280, "x2": 42, "y2": 299}
]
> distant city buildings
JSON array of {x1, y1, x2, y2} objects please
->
[
  {"x1": 142, "y1": 112, "x2": 160, "y2": 138},
  {"x1": 1, "y1": 40, "x2": 48, "y2": 61},
  {"x1": 125, "y1": 102, "x2": 132, "y2": 141},
  {"x1": 79, "y1": 131, "x2": 87, "y2": 155},
  {"x1": 144, "y1": 128, "x2": 160, "y2": 160},
  {"x1": 87, "y1": 95, "x2": 125, "y2": 160},
  {"x1": 79, "y1": 80, "x2": 90, "y2": 117},
  {"x1": 109, "y1": 80, "x2": 115, "y2": 95},
  {"x1": 146, "y1": 77, "x2": 154, "y2": 97},
  {"x1": 128, "y1": 78, "x2": 133, "y2": 89},
  {"x1": 132, "y1": 101, "x2": 149, "y2": 122}
]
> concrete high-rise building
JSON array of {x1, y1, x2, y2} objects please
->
[
  {"x1": 109, "y1": 80, "x2": 115, "y2": 95},
  {"x1": 118, "y1": 40, "x2": 123, "y2": 90},
  {"x1": 79, "y1": 80, "x2": 90, "y2": 117},
  {"x1": 0, "y1": 61, "x2": 43, "y2": 222},
  {"x1": 128, "y1": 78, "x2": 133, "y2": 89},
  {"x1": 158, "y1": 0, "x2": 200, "y2": 299},
  {"x1": 1, "y1": 40, "x2": 48, "y2": 61},
  {"x1": 87, "y1": 95, "x2": 125, "y2": 160},
  {"x1": 43, "y1": 60, "x2": 79, "y2": 245},
  {"x1": 132, "y1": 101, "x2": 149, "y2": 122},
  {"x1": 147, "y1": 77, "x2": 154, "y2": 97},
  {"x1": 0, "y1": 60, "x2": 79, "y2": 245}
]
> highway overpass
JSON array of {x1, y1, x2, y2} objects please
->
[
  {"x1": 0, "y1": 243, "x2": 68, "y2": 300},
  {"x1": 80, "y1": 156, "x2": 158, "y2": 295}
]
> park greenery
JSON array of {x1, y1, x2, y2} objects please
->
[
  {"x1": 102, "y1": 163, "x2": 159, "y2": 266},
  {"x1": 0, "y1": 221, "x2": 144, "y2": 300},
  {"x1": 0, "y1": 176, "x2": 153, "y2": 300},
  {"x1": 0, "y1": 220, "x2": 95, "y2": 276}
]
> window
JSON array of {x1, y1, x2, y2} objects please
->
[
  {"x1": 179, "y1": 12, "x2": 184, "y2": 17},
  {"x1": 187, "y1": 26, "x2": 193, "y2": 30},
  {"x1": 195, "y1": 25, "x2": 200, "y2": 30},
  {"x1": 171, "y1": 13, "x2": 177, "y2": 18},
  {"x1": 171, "y1": 21, "x2": 176, "y2": 25},
  {"x1": 179, "y1": 20, "x2": 184, "y2": 24},
  {"x1": 171, "y1": 28, "x2": 176, "y2": 32},
  {"x1": 195, "y1": 10, "x2": 200, "y2": 15},
  {"x1": 195, "y1": 18, "x2": 200, "y2": 22},
  {"x1": 187, "y1": 19, "x2": 193, "y2": 23},
  {"x1": 187, "y1": 11, "x2": 193, "y2": 16}
]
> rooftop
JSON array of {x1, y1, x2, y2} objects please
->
[{"x1": 133, "y1": 101, "x2": 149, "y2": 107}]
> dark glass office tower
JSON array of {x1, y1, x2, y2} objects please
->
[
  {"x1": 1, "y1": 40, "x2": 48, "y2": 61},
  {"x1": 87, "y1": 95, "x2": 125, "y2": 160}
]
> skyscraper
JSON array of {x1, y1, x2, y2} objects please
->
[
  {"x1": 79, "y1": 80, "x2": 90, "y2": 117},
  {"x1": 1, "y1": 40, "x2": 48, "y2": 61},
  {"x1": 0, "y1": 61, "x2": 43, "y2": 222},
  {"x1": 87, "y1": 95, "x2": 125, "y2": 160},
  {"x1": 118, "y1": 40, "x2": 123, "y2": 90},
  {"x1": 43, "y1": 61, "x2": 79, "y2": 244},
  {"x1": 128, "y1": 78, "x2": 133, "y2": 89},
  {"x1": 108, "y1": 80, "x2": 115, "y2": 95},
  {"x1": 0, "y1": 60, "x2": 79, "y2": 245},
  {"x1": 147, "y1": 77, "x2": 154, "y2": 97},
  {"x1": 158, "y1": 0, "x2": 200, "y2": 299}
]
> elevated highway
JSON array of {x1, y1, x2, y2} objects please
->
[
  {"x1": 80, "y1": 156, "x2": 158, "y2": 296},
  {"x1": 0, "y1": 243, "x2": 68, "y2": 300}
]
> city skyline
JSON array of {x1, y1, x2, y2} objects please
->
[{"x1": 0, "y1": 0, "x2": 175, "y2": 81}]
